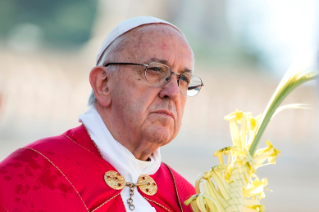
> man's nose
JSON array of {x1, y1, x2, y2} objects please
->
[{"x1": 159, "y1": 73, "x2": 181, "y2": 100}]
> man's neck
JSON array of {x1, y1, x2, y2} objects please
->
[{"x1": 95, "y1": 103, "x2": 160, "y2": 161}]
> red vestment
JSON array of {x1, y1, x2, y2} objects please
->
[{"x1": 0, "y1": 125, "x2": 195, "y2": 212}]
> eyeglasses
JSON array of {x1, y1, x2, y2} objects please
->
[{"x1": 104, "y1": 62, "x2": 203, "y2": 96}]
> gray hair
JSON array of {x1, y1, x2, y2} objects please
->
[{"x1": 88, "y1": 35, "x2": 128, "y2": 106}]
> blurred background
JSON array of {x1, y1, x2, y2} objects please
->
[{"x1": 0, "y1": 0, "x2": 318, "y2": 211}]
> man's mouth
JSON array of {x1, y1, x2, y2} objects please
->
[{"x1": 152, "y1": 110, "x2": 175, "y2": 120}]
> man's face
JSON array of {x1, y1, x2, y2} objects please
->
[{"x1": 107, "y1": 24, "x2": 193, "y2": 149}]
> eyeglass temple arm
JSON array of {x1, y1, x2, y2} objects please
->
[{"x1": 188, "y1": 83, "x2": 204, "y2": 90}]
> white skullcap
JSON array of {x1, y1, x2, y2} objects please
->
[{"x1": 96, "y1": 16, "x2": 184, "y2": 65}]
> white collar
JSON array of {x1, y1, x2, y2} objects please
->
[
  {"x1": 78, "y1": 106, "x2": 161, "y2": 182},
  {"x1": 79, "y1": 107, "x2": 160, "y2": 212}
]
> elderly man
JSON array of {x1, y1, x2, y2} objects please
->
[{"x1": 0, "y1": 16, "x2": 203, "y2": 212}]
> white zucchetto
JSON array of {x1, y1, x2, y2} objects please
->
[{"x1": 96, "y1": 16, "x2": 184, "y2": 65}]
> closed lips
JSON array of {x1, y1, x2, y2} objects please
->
[{"x1": 153, "y1": 110, "x2": 175, "y2": 119}]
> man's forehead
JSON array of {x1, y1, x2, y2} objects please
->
[
  {"x1": 96, "y1": 16, "x2": 185, "y2": 65},
  {"x1": 130, "y1": 24, "x2": 186, "y2": 44}
]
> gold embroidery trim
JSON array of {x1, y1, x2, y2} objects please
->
[
  {"x1": 80, "y1": 124, "x2": 184, "y2": 211},
  {"x1": 24, "y1": 147, "x2": 90, "y2": 212},
  {"x1": 143, "y1": 197, "x2": 171, "y2": 212},
  {"x1": 82, "y1": 124, "x2": 104, "y2": 159},
  {"x1": 164, "y1": 163, "x2": 184, "y2": 212},
  {"x1": 63, "y1": 134, "x2": 93, "y2": 153},
  {"x1": 81, "y1": 125, "x2": 133, "y2": 210},
  {"x1": 81, "y1": 124, "x2": 164, "y2": 211},
  {"x1": 64, "y1": 132, "x2": 124, "y2": 211},
  {"x1": 91, "y1": 193, "x2": 121, "y2": 212}
]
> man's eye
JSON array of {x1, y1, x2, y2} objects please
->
[
  {"x1": 180, "y1": 74, "x2": 190, "y2": 84},
  {"x1": 148, "y1": 67, "x2": 163, "y2": 73}
]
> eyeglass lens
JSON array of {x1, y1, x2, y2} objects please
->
[{"x1": 144, "y1": 62, "x2": 202, "y2": 96}]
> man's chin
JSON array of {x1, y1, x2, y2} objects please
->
[{"x1": 143, "y1": 126, "x2": 174, "y2": 146}]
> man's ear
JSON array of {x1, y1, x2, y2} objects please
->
[{"x1": 89, "y1": 66, "x2": 112, "y2": 107}]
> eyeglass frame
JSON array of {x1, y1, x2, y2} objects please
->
[{"x1": 104, "y1": 62, "x2": 204, "y2": 96}]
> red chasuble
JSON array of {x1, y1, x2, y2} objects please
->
[{"x1": 0, "y1": 125, "x2": 195, "y2": 212}]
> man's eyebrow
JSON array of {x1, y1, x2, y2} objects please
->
[
  {"x1": 148, "y1": 57, "x2": 193, "y2": 73},
  {"x1": 182, "y1": 69, "x2": 192, "y2": 74},
  {"x1": 148, "y1": 57, "x2": 168, "y2": 65}
]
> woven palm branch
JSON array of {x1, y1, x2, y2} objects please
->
[{"x1": 185, "y1": 54, "x2": 318, "y2": 212}]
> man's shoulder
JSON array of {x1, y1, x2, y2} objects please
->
[
  {"x1": 0, "y1": 125, "x2": 117, "y2": 211},
  {"x1": 0, "y1": 128, "x2": 70, "y2": 167},
  {"x1": 24, "y1": 131, "x2": 69, "y2": 150},
  {"x1": 12, "y1": 125, "x2": 96, "y2": 155},
  {"x1": 25, "y1": 125, "x2": 87, "y2": 149},
  {"x1": 0, "y1": 125, "x2": 97, "y2": 169}
]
